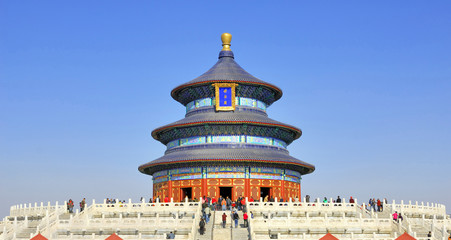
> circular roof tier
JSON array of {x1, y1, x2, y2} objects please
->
[
  {"x1": 151, "y1": 109, "x2": 302, "y2": 144},
  {"x1": 138, "y1": 144, "x2": 315, "y2": 176},
  {"x1": 171, "y1": 37, "x2": 283, "y2": 106}
]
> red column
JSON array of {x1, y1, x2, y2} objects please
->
[
  {"x1": 202, "y1": 178, "x2": 207, "y2": 198},
  {"x1": 168, "y1": 180, "x2": 173, "y2": 200},
  {"x1": 299, "y1": 182, "x2": 302, "y2": 199},
  {"x1": 245, "y1": 179, "x2": 250, "y2": 199},
  {"x1": 201, "y1": 167, "x2": 207, "y2": 198},
  {"x1": 281, "y1": 180, "x2": 285, "y2": 201}
]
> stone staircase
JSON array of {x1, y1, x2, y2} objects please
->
[{"x1": 195, "y1": 210, "x2": 249, "y2": 240}]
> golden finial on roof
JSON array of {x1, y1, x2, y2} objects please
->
[{"x1": 221, "y1": 33, "x2": 232, "y2": 51}]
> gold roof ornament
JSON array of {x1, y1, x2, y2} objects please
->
[{"x1": 221, "y1": 33, "x2": 232, "y2": 51}]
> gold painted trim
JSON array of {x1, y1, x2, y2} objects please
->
[{"x1": 212, "y1": 83, "x2": 238, "y2": 111}]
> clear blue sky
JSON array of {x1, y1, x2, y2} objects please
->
[{"x1": 1, "y1": 1, "x2": 450, "y2": 218}]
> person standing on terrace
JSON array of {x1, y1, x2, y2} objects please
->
[
  {"x1": 349, "y1": 196, "x2": 355, "y2": 203},
  {"x1": 222, "y1": 212, "x2": 227, "y2": 228},
  {"x1": 80, "y1": 198, "x2": 86, "y2": 212},
  {"x1": 392, "y1": 211, "x2": 398, "y2": 222},
  {"x1": 204, "y1": 205, "x2": 211, "y2": 223},
  {"x1": 243, "y1": 211, "x2": 249, "y2": 227},
  {"x1": 221, "y1": 198, "x2": 227, "y2": 211},
  {"x1": 67, "y1": 199, "x2": 74, "y2": 213}
]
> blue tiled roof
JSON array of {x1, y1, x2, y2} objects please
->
[
  {"x1": 171, "y1": 50, "x2": 283, "y2": 103},
  {"x1": 138, "y1": 143, "x2": 315, "y2": 175},
  {"x1": 152, "y1": 107, "x2": 302, "y2": 140}
]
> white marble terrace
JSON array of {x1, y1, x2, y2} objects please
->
[
  {"x1": 0, "y1": 197, "x2": 449, "y2": 240},
  {"x1": 246, "y1": 197, "x2": 450, "y2": 240}
]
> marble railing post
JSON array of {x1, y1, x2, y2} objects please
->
[{"x1": 24, "y1": 215, "x2": 28, "y2": 228}]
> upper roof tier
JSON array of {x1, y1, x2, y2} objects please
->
[{"x1": 171, "y1": 34, "x2": 283, "y2": 106}]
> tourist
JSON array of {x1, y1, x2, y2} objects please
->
[
  {"x1": 204, "y1": 206, "x2": 211, "y2": 223},
  {"x1": 323, "y1": 197, "x2": 328, "y2": 203},
  {"x1": 305, "y1": 195, "x2": 310, "y2": 203},
  {"x1": 222, "y1": 212, "x2": 227, "y2": 228},
  {"x1": 392, "y1": 211, "x2": 398, "y2": 222},
  {"x1": 164, "y1": 196, "x2": 169, "y2": 203},
  {"x1": 398, "y1": 213, "x2": 403, "y2": 222},
  {"x1": 199, "y1": 217, "x2": 206, "y2": 235},
  {"x1": 67, "y1": 199, "x2": 74, "y2": 213},
  {"x1": 226, "y1": 197, "x2": 232, "y2": 211},
  {"x1": 377, "y1": 199, "x2": 382, "y2": 212},
  {"x1": 427, "y1": 231, "x2": 431, "y2": 240},
  {"x1": 211, "y1": 197, "x2": 216, "y2": 210},
  {"x1": 166, "y1": 231, "x2": 175, "y2": 239},
  {"x1": 270, "y1": 196, "x2": 274, "y2": 202},
  {"x1": 233, "y1": 211, "x2": 239, "y2": 228},
  {"x1": 250, "y1": 211, "x2": 254, "y2": 219},
  {"x1": 218, "y1": 195, "x2": 223, "y2": 209},
  {"x1": 336, "y1": 196, "x2": 341, "y2": 203},
  {"x1": 243, "y1": 211, "x2": 248, "y2": 227},
  {"x1": 249, "y1": 197, "x2": 254, "y2": 202},
  {"x1": 221, "y1": 198, "x2": 227, "y2": 211},
  {"x1": 80, "y1": 198, "x2": 86, "y2": 212},
  {"x1": 349, "y1": 196, "x2": 355, "y2": 203},
  {"x1": 372, "y1": 198, "x2": 376, "y2": 212},
  {"x1": 232, "y1": 204, "x2": 237, "y2": 213},
  {"x1": 149, "y1": 198, "x2": 153, "y2": 203},
  {"x1": 241, "y1": 198, "x2": 246, "y2": 212},
  {"x1": 264, "y1": 195, "x2": 269, "y2": 202}
]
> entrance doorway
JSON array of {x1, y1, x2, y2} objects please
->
[
  {"x1": 261, "y1": 187, "x2": 271, "y2": 200},
  {"x1": 219, "y1": 187, "x2": 233, "y2": 200},
  {"x1": 181, "y1": 187, "x2": 192, "y2": 201}
]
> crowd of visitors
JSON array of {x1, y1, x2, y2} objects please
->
[
  {"x1": 66, "y1": 198, "x2": 86, "y2": 213},
  {"x1": 197, "y1": 194, "x2": 255, "y2": 234},
  {"x1": 392, "y1": 211, "x2": 404, "y2": 223},
  {"x1": 367, "y1": 198, "x2": 387, "y2": 212}
]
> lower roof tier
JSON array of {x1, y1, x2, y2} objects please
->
[{"x1": 138, "y1": 143, "x2": 315, "y2": 176}]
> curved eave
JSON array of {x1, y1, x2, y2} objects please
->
[
  {"x1": 170, "y1": 80, "x2": 283, "y2": 104},
  {"x1": 151, "y1": 121, "x2": 302, "y2": 141},
  {"x1": 138, "y1": 158, "x2": 315, "y2": 175}
]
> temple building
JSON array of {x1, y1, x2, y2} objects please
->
[{"x1": 138, "y1": 33, "x2": 315, "y2": 202}]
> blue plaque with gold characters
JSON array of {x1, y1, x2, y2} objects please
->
[{"x1": 212, "y1": 83, "x2": 238, "y2": 111}]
